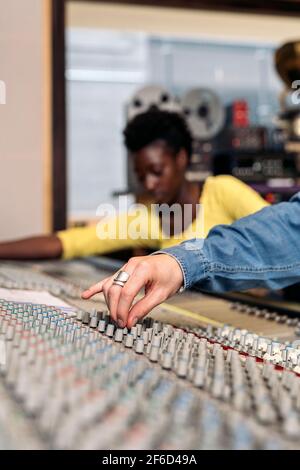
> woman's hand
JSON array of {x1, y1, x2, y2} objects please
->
[{"x1": 81, "y1": 254, "x2": 183, "y2": 328}]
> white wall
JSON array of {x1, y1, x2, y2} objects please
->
[{"x1": 0, "y1": 0, "x2": 51, "y2": 241}]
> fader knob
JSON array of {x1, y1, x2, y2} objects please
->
[
  {"x1": 124, "y1": 333, "x2": 134, "y2": 348},
  {"x1": 97, "y1": 320, "x2": 106, "y2": 333},
  {"x1": 130, "y1": 326, "x2": 138, "y2": 340},
  {"x1": 161, "y1": 351, "x2": 173, "y2": 370},
  {"x1": 114, "y1": 328, "x2": 124, "y2": 342},
  {"x1": 135, "y1": 338, "x2": 144, "y2": 354},
  {"x1": 105, "y1": 324, "x2": 115, "y2": 338},
  {"x1": 149, "y1": 345, "x2": 160, "y2": 362}
]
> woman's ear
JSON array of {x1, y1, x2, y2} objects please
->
[{"x1": 176, "y1": 148, "x2": 188, "y2": 170}]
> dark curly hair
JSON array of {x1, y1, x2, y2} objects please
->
[{"x1": 123, "y1": 110, "x2": 193, "y2": 163}]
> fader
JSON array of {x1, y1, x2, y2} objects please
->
[{"x1": 0, "y1": 260, "x2": 300, "y2": 449}]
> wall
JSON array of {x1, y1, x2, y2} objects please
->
[
  {"x1": 0, "y1": 0, "x2": 51, "y2": 241},
  {"x1": 67, "y1": 2, "x2": 300, "y2": 44}
]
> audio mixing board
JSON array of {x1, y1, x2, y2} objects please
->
[{"x1": 1, "y1": 259, "x2": 300, "y2": 450}]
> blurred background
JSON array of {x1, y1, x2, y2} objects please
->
[{"x1": 1, "y1": 0, "x2": 300, "y2": 236}]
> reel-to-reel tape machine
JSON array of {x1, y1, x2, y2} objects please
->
[
  {"x1": 126, "y1": 85, "x2": 225, "y2": 141},
  {"x1": 125, "y1": 77, "x2": 300, "y2": 198}
]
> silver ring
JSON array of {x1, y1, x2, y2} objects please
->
[
  {"x1": 113, "y1": 280, "x2": 126, "y2": 287},
  {"x1": 113, "y1": 270, "x2": 130, "y2": 288}
]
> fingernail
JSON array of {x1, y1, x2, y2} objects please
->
[
  {"x1": 131, "y1": 317, "x2": 138, "y2": 327},
  {"x1": 117, "y1": 318, "x2": 125, "y2": 328}
]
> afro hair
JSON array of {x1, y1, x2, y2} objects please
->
[{"x1": 123, "y1": 109, "x2": 193, "y2": 162}]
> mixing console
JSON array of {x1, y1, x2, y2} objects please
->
[{"x1": 0, "y1": 260, "x2": 300, "y2": 449}]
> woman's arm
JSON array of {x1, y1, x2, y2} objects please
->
[
  {"x1": 57, "y1": 210, "x2": 159, "y2": 260},
  {"x1": 0, "y1": 235, "x2": 63, "y2": 260},
  {"x1": 0, "y1": 207, "x2": 159, "y2": 262}
]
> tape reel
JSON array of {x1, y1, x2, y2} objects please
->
[
  {"x1": 181, "y1": 88, "x2": 225, "y2": 140},
  {"x1": 127, "y1": 85, "x2": 181, "y2": 121}
]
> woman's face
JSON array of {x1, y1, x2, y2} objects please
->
[{"x1": 133, "y1": 141, "x2": 187, "y2": 204}]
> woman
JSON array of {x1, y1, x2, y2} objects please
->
[{"x1": 0, "y1": 110, "x2": 268, "y2": 260}]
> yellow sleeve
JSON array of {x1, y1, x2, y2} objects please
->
[
  {"x1": 214, "y1": 175, "x2": 269, "y2": 221},
  {"x1": 57, "y1": 210, "x2": 160, "y2": 260}
]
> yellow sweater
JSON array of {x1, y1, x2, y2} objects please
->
[{"x1": 57, "y1": 175, "x2": 269, "y2": 260}]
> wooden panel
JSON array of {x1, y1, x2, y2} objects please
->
[
  {"x1": 52, "y1": 0, "x2": 67, "y2": 231},
  {"x1": 70, "y1": 0, "x2": 300, "y2": 16},
  {"x1": 67, "y1": 2, "x2": 300, "y2": 43},
  {"x1": 43, "y1": 0, "x2": 53, "y2": 233}
]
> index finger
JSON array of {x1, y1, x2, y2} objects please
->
[
  {"x1": 81, "y1": 277, "x2": 111, "y2": 299},
  {"x1": 112, "y1": 264, "x2": 150, "y2": 326}
]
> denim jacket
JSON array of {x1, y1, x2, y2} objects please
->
[{"x1": 158, "y1": 191, "x2": 300, "y2": 293}]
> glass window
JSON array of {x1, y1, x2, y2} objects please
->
[{"x1": 66, "y1": 28, "x2": 282, "y2": 222}]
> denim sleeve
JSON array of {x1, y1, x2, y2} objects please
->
[{"x1": 157, "y1": 192, "x2": 300, "y2": 292}]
